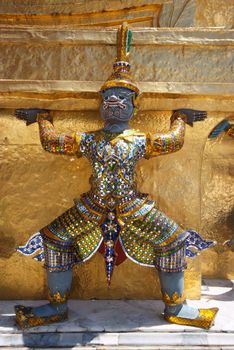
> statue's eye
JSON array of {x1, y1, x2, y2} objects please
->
[
  {"x1": 119, "y1": 95, "x2": 124, "y2": 100},
  {"x1": 104, "y1": 96, "x2": 108, "y2": 101}
]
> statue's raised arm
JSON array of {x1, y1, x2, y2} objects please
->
[
  {"x1": 15, "y1": 108, "x2": 82, "y2": 156},
  {"x1": 146, "y1": 109, "x2": 207, "y2": 158}
]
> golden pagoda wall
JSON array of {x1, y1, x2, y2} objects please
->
[
  {"x1": 0, "y1": 23, "x2": 233, "y2": 299},
  {"x1": 200, "y1": 134, "x2": 234, "y2": 279},
  {"x1": 0, "y1": 0, "x2": 233, "y2": 28},
  {"x1": 0, "y1": 29, "x2": 233, "y2": 83}
]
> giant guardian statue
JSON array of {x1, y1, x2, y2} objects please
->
[{"x1": 15, "y1": 23, "x2": 218, "y2": 330}]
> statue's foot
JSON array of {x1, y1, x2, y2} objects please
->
[
  {"x1": 164, "y1": 304, "x2": 219, "y2": 329},
  {"x1": 15, "y1": 303, "x2": 68, "y2": 330}
]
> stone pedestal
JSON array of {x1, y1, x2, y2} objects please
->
[{"x1": 0, "y1": 280, "x2": 233, "y2": 349}]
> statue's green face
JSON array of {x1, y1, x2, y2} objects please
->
[{"x1": 100, "y1": 87, "x2": 135, "y2": 124}]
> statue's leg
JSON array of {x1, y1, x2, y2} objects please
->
[
  {"x1": 15, "y1": 204, "x2": 102, "y2": 329},
  {"x1": 120, "y1": 206, "x2": 218, "y2": 328},
  {"x1": 159, "y1": 270, "x2": 199, "y2": 318},
  {"x1": 157, "y1": 258, "x2": 218, "y2": 329},
  {"x1": 15, "y1": 237, "x2": 75, "y2": 329},
  {"x1": 15, "y1": 268, "x2": 72, "y2": 329},
  {"x1": 31, "y1": 269, "x2": 72, "y2": 317}
]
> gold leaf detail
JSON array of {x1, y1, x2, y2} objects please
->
[
  {"x1": 48, "y1": 290, "x2": 69, "y2": 304},
  {"x1": 164, "y1": 308, "x2": 219, "y2": 329},
  {"x1": 162, "y1": 291, "x2": 186, "y2": 306}
]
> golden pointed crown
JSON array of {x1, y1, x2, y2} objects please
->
[{"x1": 100, "y1": 22, "x2": 140, "y2": 95}]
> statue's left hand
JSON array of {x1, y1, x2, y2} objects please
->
[
  {"x1": 174, "y1": 109, "x2": 207, "y2": 127},
  {"x1": 223, "y1": 236, "x2": 234, "y2": 249},
  {"x1": 15, "y1": 108, "x2": 49, "y2": 126}
]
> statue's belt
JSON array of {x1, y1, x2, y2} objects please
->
[{"x1": 74, "y1": 192, "x2": 154, "y2": 225}]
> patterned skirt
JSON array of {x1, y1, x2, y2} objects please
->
[{"x1": 40, "y1": 202, "x2": 190, "y2": 273}]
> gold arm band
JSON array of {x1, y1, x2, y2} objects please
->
[{"x1": 37, "y1": 112, "x2": 51, "y2": 121}]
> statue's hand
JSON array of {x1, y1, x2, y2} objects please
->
[
  {"x1": 174, "y1": 109, "x2": 207, "y2": 127},
  {"x1": 223, "y1": 236, "x2": 234, "y2": 248},
  {"x1": 15, "y1": 108, "x2": 50, "y2": 126},
  {"x1": 208, "y1": 119, "x2": 234, "y2": 139}
]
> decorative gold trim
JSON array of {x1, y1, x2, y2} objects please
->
[
  {"x1": 36, "y1": 112, "x2": 50, "y2": 121},
  {"x1": 227, "y1": 125, "x2": 234, "y2": 137},
  {"x1": 80, "y1": 196, "x2": 107, "y2": 217},
  {"x1": 145, "y1": 133, "x2": 154, "y2": 159},
  {"x1": 171, "y1": 111, "x2": 188, "y2": 123},
  {"x1": 116, "y1": 22, "x2": 129, "y2": 63},
  {"x1": 100, "y1": 80, "x2": 140, "y2": 95},
  {"x1": 41, "y1": 227, "x2": 62, "y2": 241},
  {"x1": 48, "y1": 290, "x2": 69, "y2": 304},
  {"x1": 118, "y1": 197, "x2": 148, "y2": 218},
  {"x1": 0, "y1": 6, "x2": 160, "y2": 27},
  {"x1": 15, "y1": 305, "x2": 68, "y2": 330},
  {"x1": 164, "y1": 307, "x2": 219, "y2": 329},
  {"x1": 162, "y1": 291, "x2": 186, "y2": 306},
  {"x1": 157, "y1": 227, "x2": 185, "y2": 247}
]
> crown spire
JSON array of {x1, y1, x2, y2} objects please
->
[
  {"x1": 100, "y1": 22, "x2": 140, "y2": 95},
  {"x1": 116, "y1": 21, "x2": 132, "y2": 62}
]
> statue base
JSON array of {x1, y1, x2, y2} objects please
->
[{"x1": 0, "y1": 279, "x2": 233, "y2": 349}]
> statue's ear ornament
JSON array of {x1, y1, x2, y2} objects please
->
[
  {"x1": 133, "y1": 94, "x2": 141, "y2": 109},
  {"x1": 100, "y1": 22, "x2": 140, "y2": 97}
]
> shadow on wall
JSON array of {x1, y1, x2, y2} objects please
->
[{"x1": 0, "y1": 233, "x2": 16, "y2": 259}]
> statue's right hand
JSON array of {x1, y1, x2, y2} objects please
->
[{"x1": 15, "y1": 108, "x2": 49, "y2": 126}]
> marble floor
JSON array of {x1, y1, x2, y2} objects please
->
[{"x1": 0, "y1": 279, "x2": 233, "y2": 349}]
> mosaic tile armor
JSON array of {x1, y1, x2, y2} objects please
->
[{"x1": 31, "y1": 114, "x2": 212, "y2": 284}]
